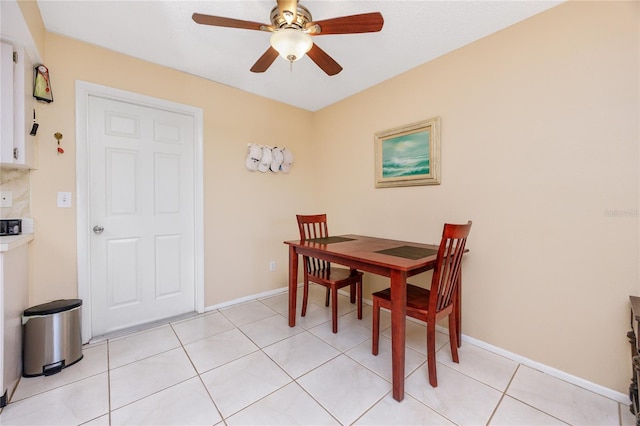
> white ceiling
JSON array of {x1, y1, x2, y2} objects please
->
[{"x1": 7, "y1": 1, "x2": 563, "y2": 111}]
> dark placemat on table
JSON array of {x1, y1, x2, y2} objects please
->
[
  {"x1": 375, "y1": 245, "x2": 438, "y2": 260},
  {"x1": 306, "y1": 236, "x2": 355, "y2": 244}
]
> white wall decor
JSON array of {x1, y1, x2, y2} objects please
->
[{"x1": 245, "y1": 144, "x2": 293, "y2": 174}]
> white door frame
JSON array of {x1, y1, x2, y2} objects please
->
[{"x1": 75, "y1": 81, "x2": 205, "y2": 343}]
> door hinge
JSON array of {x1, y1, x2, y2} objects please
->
[
  {"x1": 12, "y1": 51, "x2": 18, "y2": 64},
  {"x1": 13, "y1": 147, "x2": 19, "y2": 160}
]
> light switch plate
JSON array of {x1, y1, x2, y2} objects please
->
[
  {"x1": 57, "y1": 192, "x2": 72, "y2": 208},
  {"x1": 0, "y1": 191, "x2": 12, "y2": 208}
]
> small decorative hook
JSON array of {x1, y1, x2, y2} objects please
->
[{"x1": 54, "y1": 132, "x2": 64, "y2": 154}]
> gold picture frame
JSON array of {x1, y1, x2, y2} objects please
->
[{"x1": 374, "y1": 117, "x2": 441, "y2": 188}]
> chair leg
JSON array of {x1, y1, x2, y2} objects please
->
[
  {"x1": 356, "y1": 279, "x2": 362, "y2": 320},
  {"x1": 331, "y1": 286, "x2": 339, "y2": 333},
  {"x1": 349, "y1": 268, "x2": 357, "y2": 304},
  {"x1": 301, "y1": 277, "x2": 309, "y2": 317},
  {"x1": 325, "y1": 287, "x2": 330, "y2": 307},
  {"x1": 448, "y1": 313, "x2": 459, "y2": 363},
  {"x1": 372, "y1": 297, "x2": 380, "y2": 355},
  {"x1": 427, "y1": 321, "x2": 438, "y2": 387}
]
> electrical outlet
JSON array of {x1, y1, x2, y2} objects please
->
[
  {"x1": 0, "y1": 191, "x2": 12, "y2": 208},
  {"x1": 269, "y1": 261, "x2": 276, "y2": 272},
  {"x1": 57, "y1": 192, "x2": 72, "y2": 208}
]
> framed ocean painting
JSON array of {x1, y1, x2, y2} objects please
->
[{"x1": 374, "y1": 117, "x2": 441, "y2": 188}]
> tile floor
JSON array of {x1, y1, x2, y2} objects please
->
[{"x1": 0, "y1": 286, "x2": 634, "y2": 425}]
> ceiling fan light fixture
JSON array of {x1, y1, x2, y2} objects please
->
[{"x1": 270, "y1": 28, "x2": 313, "y2": 63}]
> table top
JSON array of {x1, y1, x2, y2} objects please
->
[{"x1": 285, "y1": 234, "x2": 440, "y2": 273}]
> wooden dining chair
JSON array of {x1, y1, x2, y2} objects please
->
[
  {"x1": 372, "y1": 221, "x2": 472, "y2": 387},
  {"x1": 296, "y1": 214, "x2": 363, "y2": 333}
]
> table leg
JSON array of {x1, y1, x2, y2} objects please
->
[
  {"x1": 390, "y1": 269, "x2": 407, "y2": 401},
  {"x1": 288, "y1": 245, "x2": 298, "y2": 327}
]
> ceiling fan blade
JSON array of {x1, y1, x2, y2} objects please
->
[
  {"x1": 277, "y1": 0, "x2": 298, "y2": 25},
  {"x1": 250, "y1": 47, "x2": 279, "y2": 73},
  {"x1": 306, "y1": 12, "x2": 384, "y2": 35},
  {"x1": 306, "y1": 44, "x2": 343, "y2": 76},
  {"x1": 192, "y1": 13, "x2": 273, "y2": 32}
]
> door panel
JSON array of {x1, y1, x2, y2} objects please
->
[
  {"x1": 88, "y1": 95, "x2": 195, "y2": 336},
  {"x1": 107, "y1": 238, "x2": 140, "y2": 306},
  {"x1": 107, "y1": 149, "x2": 139, "y2": 215},
  {"x1": 155, "y1": 235, "x2": 182, "y2": 298}
]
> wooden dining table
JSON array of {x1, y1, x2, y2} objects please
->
[{"x1": 284, "y1": 234, "x2": 462, "y2": 402}]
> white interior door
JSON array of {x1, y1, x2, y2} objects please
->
[{"x1": 87, "y1": 95, "x2": 196, "y2": 336}]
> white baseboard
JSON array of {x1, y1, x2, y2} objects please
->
[
  {"x1": 206, "y1": 285, "x2": 628, "y2": 405},
  {"x1": 205, "y1": 286, "x2": 290, "y2": 311},
  {"x1": 458, "y1": 332, "x2": 628, "y2": 404}
]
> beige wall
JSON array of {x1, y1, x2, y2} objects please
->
[
  {"x1": 17, "y1": 0, "x2": 46, "y2": 60},
  {"x1": 28, "y1": 33, "x2": 315, "y2": 306},
  {"x1": 17, "y1": 0, "x2": 638, "y2": 395},
  {"x1": 312, "y1": 1, "x2": 639, "y2": 394}
]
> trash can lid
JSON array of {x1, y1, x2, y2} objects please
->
[{"x1": 24, "y1": 299, "x2": 82, "y2": 316}]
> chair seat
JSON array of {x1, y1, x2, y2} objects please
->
[
  {"x1": 372, "y1": 284, "x2": 435, "y2": 322},
  {"x1": 372, "y1": 284, "x2": 431, "y2": 311},
  {"x1": 308, "y1": 267, "x2": 363, "y2": 285}
]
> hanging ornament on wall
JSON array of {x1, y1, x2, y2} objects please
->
[
  {"x1": 54, "y1": 132, "x2": 64, "y2": 154},
  {"x1": 270, "y1": 147, "x2": 284, "y2": 173},
  {"x1": 245, "y1": 144, "x2": 262, "y2": 171},
  {"x1": 257, "y1": 146, "x2": 272, "y2": 173},
  {"x1": 245, "y1": 144, "x2": 294, "y2": 174},
  {"x1": 33, "y1": 64, "x2": 53, "y2": 103},
  {"x1": 280, "y1": 148, "x2": 294, "y2": 173}
]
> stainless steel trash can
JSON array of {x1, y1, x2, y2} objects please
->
[{"x1": 22, "y1": 299, "x2": 83, "y2": 377}]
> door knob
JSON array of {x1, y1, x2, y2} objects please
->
[{"x1": 93, "y1": 225, "x2": 104, "y2": 234}]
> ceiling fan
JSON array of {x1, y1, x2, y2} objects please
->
[{"x1": 192, "y1": 0, "x2": 384, "y2": 76}]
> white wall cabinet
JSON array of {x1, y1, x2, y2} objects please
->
[{"x1": 0, "y1": 41, "x2": 35, "y2": 169}]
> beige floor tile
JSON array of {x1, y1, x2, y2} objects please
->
[
  {"x1": 507, "y1": 365, "x2": 619, "y2": 425},
  {"x1": 489, "y1": 395, "x2": 566, "y2": 425},
  {"x1": 263, "y1": 331, "x2": 340, "y2": 378},
  {"x1": 381, "y1": 317, "x2": 449, "y2": 355},
  {"x1": 220, "y1": 300, "x2": 278, "y2": 326},
  {"x1": 355, "y1": 393, "x2": 454, "y2": 425},
  {"x1": 109, "y1": 347, "x2": 196, "y2": 409},
  {"x1": 621, "y1": 402, "x2": 637, "y2": 426},
  {"x1": 297, "y1": 354, "x2": 391, "y2": 425},
  {"x1": 171, "y1": 311, "x2": 236, "y2": 344},
  {"x1": 308, "y1": 310, "x2": 371, "y2": 352},
  {"x1": 108, "y1": 325, "x2": 180, "y2": 369},
  {"x1": 346, "y1": 335, "x2": 425, "y2": 382},
  {"x1": 437, "y1": 342, "x2": 518, "y2": 391},
  {"x1": 201, "y1": 351, "x2": 292, "y2": 418},
  {"x1": 226, "y1": 382, "x2": 339, "y2": 425},
  {"x1": 110, "y1": 377, "x2": 221, "y2": 425},
  {"x1": 11, "y1": 342, "x2": 108, "y2": 401},
  {"x1": 294, "y1": 300, "x2": 334, "y2": 329},
  {"x1": 239, "y1": 312, "x2": 303, "y2": 347},
  {"x1": 406, "y1": 363, "x2": 502, "y2": 425},
  {"x1": 1, "y1": 373, "x2": 108, "y2": 426},
  {"x1": 183, "y1": 328, "x2": 258, "y2": 373}
]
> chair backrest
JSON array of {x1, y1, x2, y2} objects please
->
[
  {"x1": 296, "y1": 214, "x2": 330, "y2": 273},
  {"x1": 429, "y1": 221, "x2": 472, "y2": 314},
  {"x1": 296, "y1": 214, "x2": 329, "y2": 241}
]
